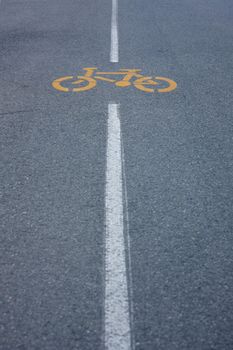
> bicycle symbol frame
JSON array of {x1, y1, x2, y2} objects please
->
[{"x1": 52, "y1": 68, "x2": 177, "y2": 94}]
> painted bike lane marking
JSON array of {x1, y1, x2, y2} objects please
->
[
  {"x1": 110, "y1": 0, "x2": 119, "y2": 62},
  {"x1": 104, "y1": 2, "x2": 132, "y2": 349},
  {"x1": 52, "y1": 68, "x2": 177, "y2": 94},
  {"x1": 105, "y1": 103, "x2": 131, "y2": 350}
]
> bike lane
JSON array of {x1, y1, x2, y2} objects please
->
[
  {"x1": 117, "y1": 0, "x2": 233, "y2": 349},
  {"x1": 1, "y1": 0, "x2": 233, "y2": 350},
  {"x1": 0, "y1": 1, "x2": 113, "y2": 349}
]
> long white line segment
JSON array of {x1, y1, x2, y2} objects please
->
[
  {"x1": 104, "y1": 104, "x2": 131, "y2": 350},
  {"x1": 110, "y1": 0, "x2": 119, "y2": 62}
]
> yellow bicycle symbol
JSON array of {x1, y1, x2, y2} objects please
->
[{"x1": 52, "y1": 68, "x2": 177, "y2": 93}]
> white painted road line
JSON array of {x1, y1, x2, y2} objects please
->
[
  {"x1": 121, "y1": 132, "x2": 135, "y2": 350},
  {"x1": 110, "y1": 0, "x2": 119, "y2": 62},
  {"x1": 105, "y1": 104, "x2": 131, "y2": 350}
]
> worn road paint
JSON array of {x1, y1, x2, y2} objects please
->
[
  {"x1": 105, "y1": 104, "x2": 131, "y2": 350},
  {"x1": 110, "y1": 0, "x2": 119, "y2": 62}
]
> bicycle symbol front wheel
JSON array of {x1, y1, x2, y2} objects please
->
[{"x1": 133, "y1": 76, "x2": 177, "y2": 93}]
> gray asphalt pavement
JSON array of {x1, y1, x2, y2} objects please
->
[{"x1": 1, "y1": 0, "x2": 233, "y2": 349}]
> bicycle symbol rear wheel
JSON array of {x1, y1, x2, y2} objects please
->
[{"x1": 52, "y1": 76, "x2": 96, "y2": 92}]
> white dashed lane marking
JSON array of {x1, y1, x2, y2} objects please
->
[
  {"x1": 110, "y1": 0, "x2": 119, "y2": 63},
  {"x1": 104, "y1": 104, "x2": 131, "y2": 350}
]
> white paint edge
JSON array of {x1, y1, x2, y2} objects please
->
[
  {"x1": 105, "y1": 103, "x2": 131, "y2": 350},
  {"x1": 110, "y1": 0, "x2": 119, "y2": 63},
  {"x1": 121, "y1": 131, "x2": 135, "y2": 350}
]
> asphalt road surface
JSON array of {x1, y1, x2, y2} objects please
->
[{"x1": 1, "y1": 1, "x2": 233, "y2": 349}]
